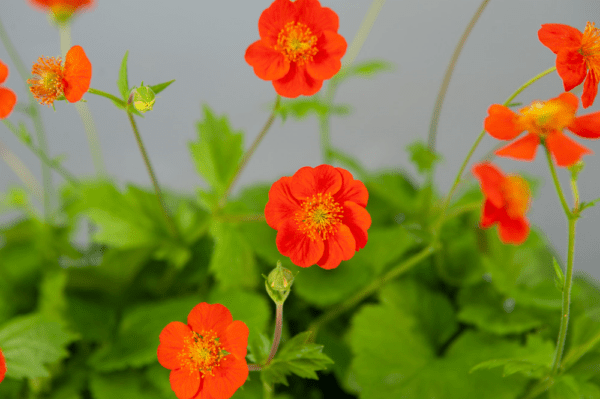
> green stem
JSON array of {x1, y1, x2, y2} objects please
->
[
  {"x1": 88, "y1": 88, "x2": 127, "y2": 107},
  {"x1": 308, "y1": 245, "x2": 436, "y2": 340},
  {"x1": 127, "y1": 111, "x2": 177, "y2": 238},
  {"x1": 0, "y1": 139, "x2": 44, "y2": 202},
  {"x1": 220, "y1": 95, "x2": 280, "y2": 207},
  {"x1": 544, "y1": 146, "x2": 571, "y2": 218},
  {"x1": 427, "y1": 0, "x2": 491, "y2": 152},
  {"x1": 266, "y1": 303, "x2": 284, "y2": 366}
]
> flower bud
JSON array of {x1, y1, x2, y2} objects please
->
[
  {"x1": 264, "y1": 261, "x2": 295, "y2": 304},
  {"x1": 129, "y1": 83, "x2": 156, "y2": 113}
]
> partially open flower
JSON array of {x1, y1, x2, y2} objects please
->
[
  {"x1": 28, "y1": 0, "x2": 94, "y2": 24},
  {"x1": 0, "y1": 60, "x2": 17, "y2": 119},
  {"x1": 28, "y1": 45, "x2": 92, "y2": 107}
]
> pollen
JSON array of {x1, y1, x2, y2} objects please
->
[
  {"x1": 28, "y1": 56, "x2": 65, "y2": 107},
  {"x1": 295, "y1": 192, "x2": 343, "y2": 241},
  {"x1": 275, "y1": 21, "x2": 319, "y2": 65},
  {"x1": 518, "y1": 99, "x2": 575, "y2": 138},
  {"x1": 178, "y1": 330, "x2": 227, "y2": 377},
  {"x1": 502, "y1": 175, "x2": 530, "y2": 219},
  {"x1": 581, "y1": 22, "x2": 600, "y2": 77}
]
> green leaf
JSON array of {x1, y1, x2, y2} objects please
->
[
  {"x1": 407, "y1": 141, "x2": 441, "y2": 174},
  {"x1": 581, "y1": 197, "x2": 600, "y2": 212},
  {"x1": 261, "y1": 332, "x2": 333, "y2": 387},
  {"x1": 333, "y1": 59, "x2": 394, "y2": 85},
  {"x1": 89, "y1": 370, "x2": 165, "y2": 399},
  {"x1": 276, "y1": 98, "x2": 351, "y2": 122},
  {"x1": 189, "y1": 106, "x2": 244, "y2": 196},
  {"x1": 553, "y1": 257, "x2": 565, "y2": 292},
  {"x1": 149, "y1": 79, "x2": 175, "y2": 95},
  {"x1": 548, "y1": 374, "x2": 581, "y2": 399},
  {"x1": 0, "y1": 313, "x2": 77, "y2": 379},
  {"x1": 37, "y1": 270, "x2": 69, "y2": 326},
  {"x1": 117, "y1": 51, "x2": 130, "y2": 100}
]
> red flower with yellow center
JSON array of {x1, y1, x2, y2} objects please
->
[
  {"x1": 0, "y1": 60, "x2": 17, "y2": 119},
  {"x1": 0, "y1": 346, "x2": 6, "y2": 383},
  {"x1": 472, "y1": 162, "x2": 531, "y2": 245},
  {"x1": 157, "y1": 303, "x2": 249, "y2": 399},
  {"x1": 484, "y1": 92, "x2": 600, "y2": 167},
  {"x1": 245, "y1": 0, "x2": 347, "y2": 98},
  {"x1": 28, "y1": 45, "x2": 92, "y2": 107},
  {"x1": 29, "y1": 0, "x2": 94, "y2": 23},
  {"x1": 265, "y1": 165, "x2": 371, "y2": 269},
  {"x1": 538, "y1": 22, "x2": 600, "y2": 108}
]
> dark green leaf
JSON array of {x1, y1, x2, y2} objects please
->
[
  {"x1": 149, "y1": 79, "x2": 175, "y2": 95},
  {"x1": 117, "y1": 51, "x2": 130, "y2": 100}
]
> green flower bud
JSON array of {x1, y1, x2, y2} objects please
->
[
  {"x1": 264, "y1": 261, "x2": 295, "y2": 304},
  {"x1": 568, "y1": 160, "x2": 585, "y2": 181},
  {"x1": 129, "y1": 83, "x2": 156, "y2": 113}
]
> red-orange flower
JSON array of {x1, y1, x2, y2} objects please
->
[
  {"x1": 539, "y1": 22, "x2": 600, "y2": 108},
  {"x1": 472, "y1": 162, "x2": 531, "y2": 245},
  {"x1": 0, "y1": 60, "x2": 17, "y2": 119},
  {"x1": 484, "y1": 92, "x2": 600, "y2": 167},
  {"x1": 265, "y1": 165, "x2": 371, "y2": 269},
  {"x1": 0, "y1": 347, "x2": 6, "y2": 383},
  {"x1": 157, "y1": 303, "x2": 249, "y2": 399},
  {"x1": 245, "y1": 0, "x2": 347, "y2": 98},
  {"x1": 28, "y1": 45, "x2": 91, "y2": 107},
  {"x1": 28, "y1": 0, "x2": 94, "y2": 23}
]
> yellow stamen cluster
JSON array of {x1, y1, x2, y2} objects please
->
[
  {"x1": 276, "y1": 21, "x2": 318, "y2": 65},
  {"x1": 581, "y1": 22, "x2": 600, "y2": 76},
  {"x1": 178, "y1": 330, "x2": 226, "y2": 377},
  {"x1": 518, "y1": 100, "x2": 575, "y2": 138},
  {"x1": 502, "y1": 176, "x2": 531, "y2": 219},
  {"x1": 28, "y1": 56, "x2": 65, "y2": 106},
  {"x1": 295, "y1": 192, "x2": 343, "y2": 241}
]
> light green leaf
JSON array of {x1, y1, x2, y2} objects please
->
[
  {"x1": 117, "y1": 51, "x2": 130, "y2": 100},
  {"x1": 333, "y1": 59, "x2": 394, "y2": 84},
  {"x1": 276, "y1": 98, "x2": 351, "y2": 122},
  {"x1": 554, "y1": 257, "x2": 565, "y2": 292},
  {"x1": 149, "y1": 79, "x2": 175, "y2": 95},
  {"x1": 549, "y1": 374, "x2": 580, "y2": 399},
  {"x1": 407, "y1": 141, "x2": 441, "y2": 174}
]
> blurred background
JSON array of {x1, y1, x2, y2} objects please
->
[{"x1": 0, "y1": 0, "x2": 599, "y2": 279}]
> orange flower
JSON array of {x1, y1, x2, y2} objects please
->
[
  {"x1": 484, "y1": 92, "x2": 600, "y2": 167},
  {"x1": 265, "y1": 165, "x2": 371, "y2": 269},
  {"x1": 28, "y1": 0, "x2": 94, "y2": 23},
  {"x1": 28, "y1": 45, "x2": 92, "y2": 107},
  {"x1": 472, "y1": 163, "x2": 531, "y2": 245},
  {"x1": 0, "y1": 347, "x2": 6, "y2": 383},
  {"x1": 0, "y1": 60, "x2": 17, "y2": 119},
  {"x1": 245, "y1": 0, "x2": 347, "y2": 98},
  {"x1": 538, "y1": 22, "x2": 600, "y2": 108},
  {"x1": 157, "y1": 303, "x2": 249, "y2": 399}
]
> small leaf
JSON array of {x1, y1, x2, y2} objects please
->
[
  {"x1": 581, "y1": 197, "x2": 600, "y2": 212},
  {"x1": 407, "y1": 141, "x2": 441, "y2": 174},
  {"x1": 149, "y1": 79, "x2": 175, "y2": 95},
  {"x1": 117, "y1": 51, "x2": 130, "y2": 100},
  {"x1": 16, "y1": 122, "x2": 32, "y2": 145},
  {"x1": 553, "y1": 257, "x2": 565, "y2": 292},
  {"x1": 333, "y1": 59, "x2": 394, "y2": 85}
]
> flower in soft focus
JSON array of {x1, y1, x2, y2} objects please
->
[
  {"x1": 472, "y1": 162, "x2": 531, "y2": 245},
  {"x1": 484, "y1": 92, "x2": 600, "y2": 167},
  {"x1": 28, "y1": 0, "x2": 94, "y2": 24},
  {"x1": 0, "y1": 346, "x2": 6, "y2": 383},
  {"x1": 157, "y1": 303, "x2": 249, "y2": 399},
  {"x1": 245, "y1": 0, "x2": 347, "y2": 98},
  {"x1": 0, "y1": 60, "x2": 17, "y2": 119},
  {"x1": 265, "y1": 164, "x2": 371, "y2": 269},
  {"x1": 28, "y1": 45, "x2": 92, "y2": 107},
  {"x1": 538, "y1": 22, "x2": 600, "y2": 108}
]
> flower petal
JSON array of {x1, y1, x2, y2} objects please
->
[
  {"x1": 495, "y1": 134, "x2": 540, "y2": 161},
  {"x1": 276, "y1": 218, "x2": 324, "y2": 267},
  {"x1": 290, "y1": 164, "x2": 342, "y2": 200},
  {"x1": 480, "y1": 199, "x2": 502, "y2": 229},
  {"x1": 273, "y1": 63, "x2": 323, "y2": 98},
  {"x1": 545, "y1": 131, "x2": 592, "y2": 167},
  {"x1": 556, "y1": 49, "x2": 586, "y2": 92},
  {"x1": 0, "y1": 87, "x2": 17, "y2": 119},
  {"x1": 582, "y1": 70, "x2": 598, "y2": 109},
  {"x1": 0, "y1": 60, "x2": 8, "y2": 84},
  {"x1": 0, "y1": 347, "x2": 6, "y2": 384},
  {"x1": 245, "y1": 41, "x2": 290, "y2": 81},
  {"x1": 258, "y1": 0, "x2": 297, "y2": 45},
  {"x1": 472, "y1": 162, "x2": 505, "y2": 209},
  {"x1": 538, "y1": 24, "x2": 583, "y2": 54},
  {"x1": 265, "y1": 176, "x2": 301, "y2": 230},
  {"x1": 187, "y1": 303, "x2": 233, "y2": 337},
  {"x1": 158, "y1": 321, "x2": 192, "y2": 369},
  {"x1": 317, "y1": 224, "x2": 356, "y2": 269},
  {"x1": 306, "y1": 31, "x2": 346, "y2": 80},
  {"x1": 484, "y1": 104, "x2": 523, "y2": 140},
  {"x1": 342, "y1": 201, "x2": 371, "y2": 251},
  {"x1": 568, "y1": 111, "x2": 600, "y2": 138},
  {"x1": 170, "y1": 367, "x2": 201, "y2": 399},
  {"x1": 222, "y1": 320, "x2": 249, "y2": 359},
  {"x1": 296, "y1": 0, "x2": 340, "y2": 33},
  {"x1": 204, "y1": 357, "x2": 249, "y2": 399},
  {"x1": 497, "y1": 216, "x2": 529, "y2": 245},
  {"x1": 63, "y1": 45, "x2": 92, "y2": 103},
  {"x1": 334, "y1": 167, "x2": 368, "y2": 207}
]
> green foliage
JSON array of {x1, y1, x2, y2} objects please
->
[
  {"x1": 277, "y1": 98, "x2": 351, "y2": 122},
  {"x1": 149, "y1": 79, "x2": 175, "y2": 95},
  {"x1": 332, "y1": 59, "x2": 394, "y2": 85},
  {"x1": 117, "y1": 51, "x2": 130, "y2": 100},
  {"x1": 407, "y1": 141, "x2": 441, "y2": 174}
]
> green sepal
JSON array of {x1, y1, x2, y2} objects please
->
[{"x1": 149, "y1": 79, "x2": 175, "y2": 95}]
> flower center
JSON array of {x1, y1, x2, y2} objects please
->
[
  {"x1": 295, "y1": 193, "x2": 343, "y2": 241},
  {"x1": 581, "y1": 21, "x2": 600, "y2": 77},
  {"x1": 518, "y1": 100, "x2": 575, "y2": 138},
  {"x1": 178, "y1": 330, "x2": 228, "y2": 377},
  {"x1": 28, "y1": 56, "x2": 65, "y2": 107},
  {"x1": 276, "y1": 21, "x2": 319, "y2": 65},
  {"x1": 501, "y1": 175, "x2": 530, "y2": 219}
]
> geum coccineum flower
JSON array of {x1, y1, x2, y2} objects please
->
[
  {"x1": 539, "y1": 22, "x2": 600, "y2": 108},
  {"x1": 0, "y1": 60, "x2": 17, "y2": 119},
  {"x1": 157, "y1": 303, "x2": 249, "y2": 399},
  {"x1": 265, "y1": 165, "x2": 371, "y2": 269},
  {"x1": 29, "y1": 0, "x2": 94, "y2": 23},
  {"x1": 0, "y1": 346, "x2": 6, "y2": 383},
  {"x1": 245, "y1": 0, "x2": 347, "y2": 98},
  {"x1": 484, "y1": 92, "x2": 600, "y2": 167},
  {"x1": 472, "y1": 162, "x2": 531, "y2": 245}
]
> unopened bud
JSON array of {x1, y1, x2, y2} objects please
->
[
  {"x1": 264, "y1": 261, "x2": 295, "y2": 304},
  {"x1": 129, "y1": 83, "x2": 156, "y2": 113}
]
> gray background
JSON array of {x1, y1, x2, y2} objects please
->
[{"x1": 1, "y1": 0, "x2": 599, "y2": 280}]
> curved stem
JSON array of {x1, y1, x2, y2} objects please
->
[
  {"x1": 220, "y1": 95, "x2": 280, "y2": 207},
  {"x1": 247, "y1": 302, "x2": 284, "y2": 372},
  {"x1": 544, "y1": 146, "x2": 571, "y2": 218},
  {"x1": 0, "y1": 139, "x2": 44, "y2": 203},
  {"x1": 127, "y1": 111, "x2": 177, "y2": 238},
  {"x1": 427, "y1": 0, "x2": 491, "y2": 152}
]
